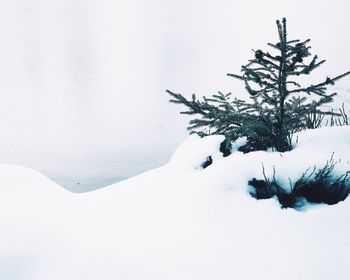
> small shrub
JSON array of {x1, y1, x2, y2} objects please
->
[
  {"x1": 248, "y1": 157, "x2": 350, "y2": 209},
  {"x1": 327, "y1": 104, "x2": 349, "y2": 127}
]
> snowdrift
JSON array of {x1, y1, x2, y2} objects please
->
[{"x1": 0, "y1": 126, "x2": 350, "y2": 280}]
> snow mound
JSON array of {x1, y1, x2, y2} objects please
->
[
  {"x1": 169, "y1": 134, "x2": 224, "y2": 171},
  {"x1": 197, "y1": 127, "x2": 350, "y2": 196},
  {"x1": 0, "y1": 164, "x2": 62, "y2": 193},
  {"x1": 293, "y1": 125, "x2": 350, "y2": 148},
  {"x1": 0, "y1": 126, "x2": 350, "y2": 279}
]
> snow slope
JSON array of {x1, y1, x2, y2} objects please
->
[{"x1": 0, "y1": 126, "x2": 350, "y2": 280}]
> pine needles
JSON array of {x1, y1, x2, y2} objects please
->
[{"x1": 168, "y1": 18, "x2": 350, "y2": 153}]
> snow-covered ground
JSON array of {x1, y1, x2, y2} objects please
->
[{"x1": 1, "y1": 126, "x2": 350, "y2": 280}]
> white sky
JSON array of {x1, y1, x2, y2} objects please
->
[{"x1": 0, "y1": 0, "x2": 349, "y2": 190}]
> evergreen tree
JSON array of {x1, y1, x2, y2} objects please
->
[{"x1": 168, "y1": 18, "x2": 350, "y2": 153}]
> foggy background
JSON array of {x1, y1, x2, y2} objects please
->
[{"x1": 0, "y1": 0, "x2": 349, "y2": 191}]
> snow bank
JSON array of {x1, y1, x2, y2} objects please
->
[
  {"x1": 199, "y1": 126, "x2": 350, "y2": 194},
  {"x1": 169, "y1": 134, "x2": 224, "y2": 171},
  {"x1": 0, "y1": 126, "x2": 350, "y2": 280}
]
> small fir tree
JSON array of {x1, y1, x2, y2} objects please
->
[{"x1": 167, "y1": 18, "x2": 350, "y2": 153}]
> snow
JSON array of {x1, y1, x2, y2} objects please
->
[
  {"x1": 230, "y1": 136, "x2": 248, "y2": 153},
  {"x1": 1, "y1": 0, "x2": 349, "y2": 191},
  {"x1": 1, "y1": 126, "x2": 350, "y2": 279},
  {"x1": 169, "y1": 134, "x2": 224, "y2": 171}
]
